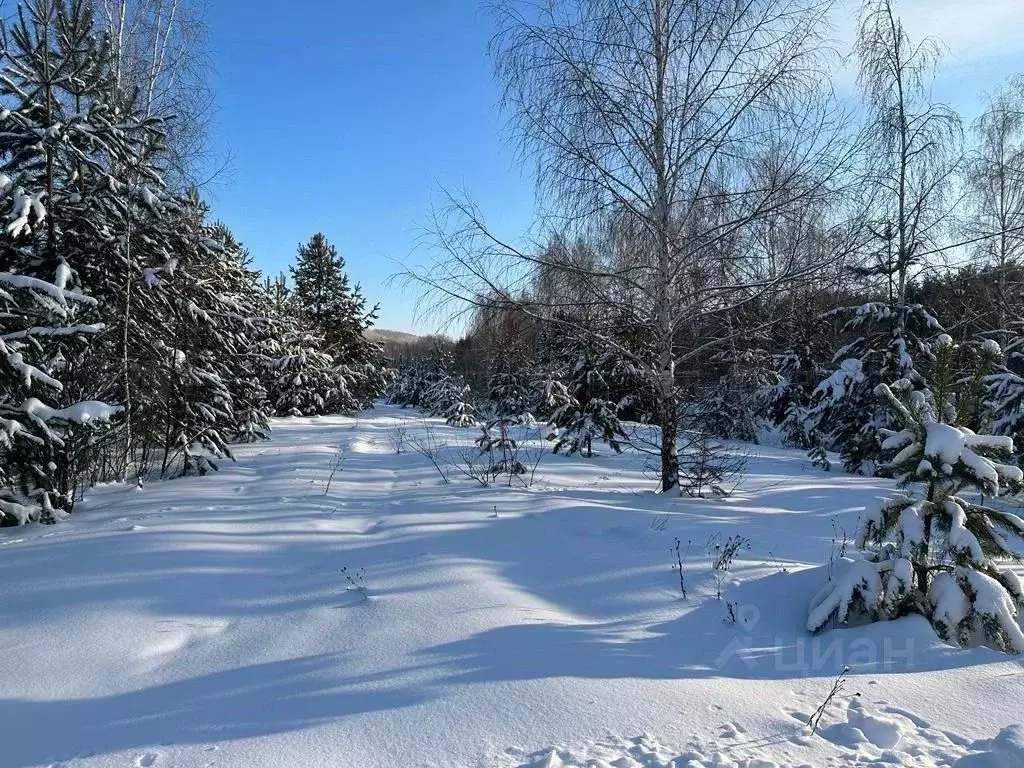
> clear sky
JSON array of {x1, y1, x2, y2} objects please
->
[
  {"x1": 203, "y1": 0, "x2": 534, "y2": 334},
  {"x1": 202, "y1": 0, "x2": 1024, "y2": 335}
]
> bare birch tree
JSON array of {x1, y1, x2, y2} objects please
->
[
  {"x1": 407, "y1": 0, "x2": 853, "y2": 492},
  {"x1": 98, "y1": 0, "x2": 213, "y2": 187},
  {"x1": 964, "y1": 77, "x2": 1024, "y2": 327},
  {"x1": 853, "y1": 0, "x2": 961, "y2": 313},
  {"x1": 90, "y1": 0, "x2": 212, "y2": 475}
]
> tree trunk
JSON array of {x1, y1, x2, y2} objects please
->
[
  {"x1": 659, "y1": 372, "x2": 679, "y2": 493},
  {"x1": 651, "y1": 0, "x2": 678, "y2": 494}
]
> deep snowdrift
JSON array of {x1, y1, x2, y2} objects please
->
[{"x1": 1, "y1": 407, "x2": 1022, "y2": 767}]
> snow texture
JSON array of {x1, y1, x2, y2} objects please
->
[{"x1": 0, "y1": 407, "x2": 1020, "y2": 767}]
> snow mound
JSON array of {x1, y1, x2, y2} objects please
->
[
  {"x1": 504, "y1": 734, "x2": 787, "y2": 768},
  {"x1": 953, "y1": 726, "x2": 1024, "y2": 767},
  {"x1": 820, "y1": 698, "x2": 903, "y2": 750},
  {"x1": 505, "y1": 716, "x2": 1024, "y2": 768}
]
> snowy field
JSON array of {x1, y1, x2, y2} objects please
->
[{"x1": 2, "y1": 406, "x2": 1023, "y2": 768}]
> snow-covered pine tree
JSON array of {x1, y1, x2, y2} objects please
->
[
  {"x1": 290, "y1": 233, "x2": 387, "y2": 408},
  {"x1": 802, "y1": 301, "x2": 942, "y2": 473},
  {"x1": 415, "y1": 365, "x2": 476, "y2": 426},
  {"x1": 803, "y1": 0, "x2": 959, "y2": 475},
  {"x1": 257, "y1": 238, "x2": 384, "y2": 418},
  {"x1": 701, "y1": 346, "x2": 775, "y2": 443},
  {"x1": 264, "y1": 316, "x2": 356, "y2": 418},
  {"x1": 0, "y1": 0, "x2": 155, "y2": 507},
  {"x1": 983, "y1": 329, "x2": 1024, "y2": 449},
  {"x1": 476, "y1": 370, "x2": 533, "y2": 476},
  {"x1": 547, "y1": 351, "x2": 625, "y2": 458},
  {"x1": 266, "y1": 343, "x2": 349, "y2": 418},
  {"x1": 422, "y1": 371, "x2": 456, "y2": 415},
  {"x1": 677, "y1": 427, "x2": 746, "y2": 498},
  {"x1": 484, "y1": 370, "x2": 532, "y2": 424},
  {"x1": 184, "y1": 221, "x2": 273, "y2": 448},
  {"x1": 0, "y1": 0, "x2": 273, "y2": 484},
  {"x1": 387, "y1": 361, "x2": 429, "y2": 409},
  {"x1": 290, "y1": 233, "x2": 351, "y2": 339},
  {"x1": 442, "y1": 382, "x2": 478, "y2": 427},
  {"x1": 0, "y1": 269, "x2": 118, "y2": 523},
  {"x1": 118, "y1": 198, "x2": 275, "y2": 476},
  {"x1": 771, "y1": 346, "x2": 824, "y2": 449},
  {"x1": 808, "y1": 337, "x2": 1024, "y2": 653},
  {"x1": 766, "y1": 288, "x2": 839, "y2": 450},
  {"x1": 263, "y1": 272, "x2": 292, "y2": 316},
  {"x1": 533, "y1": 374, "x2": 572, "y2": 434},
  {"x1": 387, "y1": 338, "x2": 452, "y2": 411}
]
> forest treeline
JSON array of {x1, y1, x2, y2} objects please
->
[
  {"x1": 0, "y1": 0, "x2": 387, "y2": 525},
  {"x1": 8, "y1": 0, "x2": 1024, "y2": 530},
  {"x1": 387, "y1": 0, "x2": 1024, "y2": 652},
  {"x1": 391, "y1": 0, "x2": 1024, "y2": 494}
]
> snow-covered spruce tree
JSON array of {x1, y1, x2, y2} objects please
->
[
  {"x1": 0, "y1": 0, "x2": 155, "y2": 508},
  {"x1": 802, "y1": 301, "x2": 942, "y2": 473},
  {"x1": 290, "y1": 233, "x2": 387, "y2": 408},
  {"x1": 547, "y1": 351, "x2": 625, "y2": 458},
  {"x1": 263, "y1": 272, "x2": 292, "y2": 315},
  {"x1": 171, "y1": 219, "x2": 274, "y2": 464},
  {"x1": 476, "y1": 370, "x2": 534, "y2": 476},
  {"x1": 808, "y1": 339, "x2": 1024, "y2": 653}
]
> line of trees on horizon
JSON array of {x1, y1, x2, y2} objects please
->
[{"x1": 395, "y1": 0, "x2": 1024, "y2": 494}]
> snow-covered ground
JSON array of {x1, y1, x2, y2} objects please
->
[{"x1": 2, "y1": 406, "x2": 1022, "y2": 768}]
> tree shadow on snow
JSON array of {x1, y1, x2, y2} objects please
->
[
  {"x1": 2, "y1": 413, "x2": 1018, "y2": 765},
  {"x1": 414, "y1": 566, "x2": 1019, "y2": 685},
  {"x1": 0, "y1": 654, "x2": 433, "y2": 767}
]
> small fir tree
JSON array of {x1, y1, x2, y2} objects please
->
[
  {"x1": 548, "y1": 353, "x2": 625, "y2": 458},
  {"x1": 808, "y1": 337, "x2": 1024, "y2": 653},
  {"x1": 802, "y1": 302, "x2": 942, "y2": 473},
  {"x1": 290, "y1": 233, "x2": 386, "y2": 408}
]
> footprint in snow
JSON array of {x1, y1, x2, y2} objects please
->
[
  {"x1": 135, "y1": 754, "x2": 158, "y2": 767},
  {"x1": 783, "y1": 708, "x2": 810, "y2": 723},
  {"x1": 719, "y1": 721, "x2": 747, "y2": 738}
]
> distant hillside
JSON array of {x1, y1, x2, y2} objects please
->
[
  {"x1": 366, "y1": 328, "x2": 424, "y2": 345},
  {"x1": 367, "y1": 328, "x2": 452, "y2": 363}
]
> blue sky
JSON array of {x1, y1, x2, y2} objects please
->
[
  {"x1": 203, "y1": 0, "x2": 1024, "y2": 334},
  {"x1": 203, "y1": 0, "x2": 534, "y2": 334}
]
